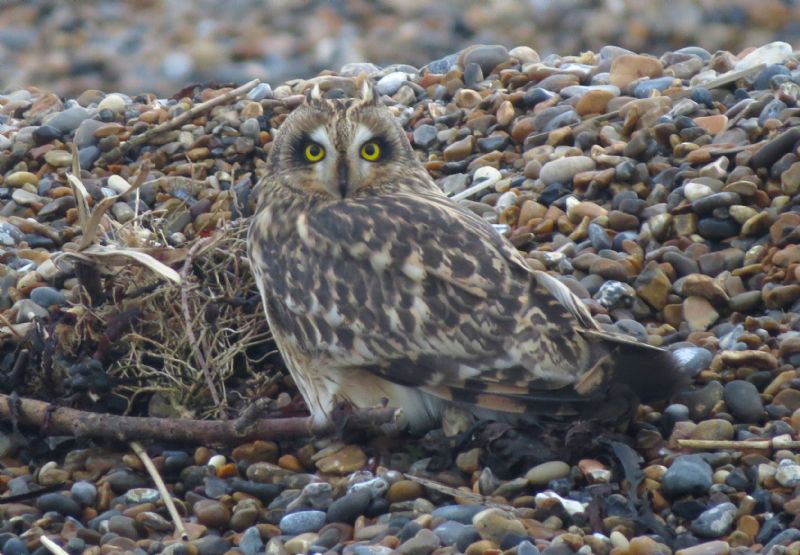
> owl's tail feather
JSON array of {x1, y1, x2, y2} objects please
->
[
  {"x1": 532, "y1": 269, "x2": 688, "y2": 402},
  {"x1": 576, "y1": 328, "x2": 688, "y2": 403}
]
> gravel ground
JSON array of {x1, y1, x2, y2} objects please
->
[
  {"x1": 3, "y1": 33, "x2": 800, "y2": 555},
  {"x1": 2, "y1": 0, "x2": 800, "y2": 98}
]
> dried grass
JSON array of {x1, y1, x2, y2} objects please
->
[
  {"x1": 8, "y1": 152, "x2": 275, "y2": 419},
  {"x1": 110, "y1": 218, "x2": 273, "y2": 418}
]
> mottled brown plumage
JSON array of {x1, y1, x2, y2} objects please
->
[{"x1": 247, "y1": 83, "x2": 682, "y2": 431}]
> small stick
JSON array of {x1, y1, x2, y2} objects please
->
[
  {"x1": 677, "y1": 436, "x2": 800, "y2": 451},
  {"x1": 39, "y1": 536, "x2": 69, "y2": 555},
  {"x1": 119, "y1": 78, "x2": 261, "y2": 155},
  {"x1": 130, "y1": 441, "x2": 188, "y2": 540},
  {"x1": 403, "y1": 474, "x2": 514, "y2": 511}
]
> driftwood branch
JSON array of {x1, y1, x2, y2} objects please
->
[{"x1": 0, "y1": 394, "x2": 400, "y2": 443}]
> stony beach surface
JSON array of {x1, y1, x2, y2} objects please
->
[
  {"x1": 3, "y1": 38, "x2": 800, "y2": 555},
  {"x1": 2, "y1": 0, "x2": 800, "y2": 98}
]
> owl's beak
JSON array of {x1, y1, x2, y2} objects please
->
[{"x1": 337, "y1": 158, "x2": 349, "y2": 199}]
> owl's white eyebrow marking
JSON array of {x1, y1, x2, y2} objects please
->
[
  {"x1": 353, "y1": 124, "x2": 374, "y2": 149},
  {"x1": 309, "y1": 127, "x2": 334, "y2": 150}
]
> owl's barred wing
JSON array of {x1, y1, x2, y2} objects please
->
[{"x1": 278, "y1": 189, "x2": 621, "y2": 404}]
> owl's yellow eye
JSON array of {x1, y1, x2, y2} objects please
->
[
  {"x1": 360, "y1": 142, "x2": 381, "y2": 161},
  {"x1": 304, "y1": 143, "x2": 325, "y2": 162}
]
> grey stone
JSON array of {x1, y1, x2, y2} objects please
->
[
  {"x1": 723, "y1": 380, "x2": 764, "y2": 422},
  {"x1": 662, "y1": 455, "x2": 713, "y2": 497},
  {"x1": 691, "y1": 502, "x2": 737, "y2": 537},
  {"x1": 279, "y1": 509, "x2": 327, "y2": 534}
]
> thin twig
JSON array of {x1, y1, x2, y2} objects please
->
[
  {"x1": 119, "y1": 79, "x2": 261, "y2": 156},
  {"x1": 130, "y1": 441, "x2": 188, "y2": 540},
  {"x1": 403, "y1": 474, "x2": 514, "y2": 511},
  {"x1": 180, "y1": 235, "x2": 222, "y2": 408},
  {"x1": 39, "y1": 536, "x2": 69, "y2": 555}
]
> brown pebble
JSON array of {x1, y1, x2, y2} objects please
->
[
  {"x1": 576, "y1": 89, "x2": 615, "y2": 116},
  {"x1": 609, "y1": 54, "x2": 664, "y2": 88},
  {"x1": 465, "y1": 539, "x2": 499, "y2": 555},
  {"x1": 443, "y1": 135, "x2": 475, "y2": 161},
  {"x1": 678, "y1": 274, "x2": 729, "y2": 306},
  {"x1": 628, "y1": 535, "x2": 671, "y2": 555},
  {"x1": 456, "y1": 447, "x2": 482, "y2": 474},
  {"x1": 386, "y1": 480, "x2": 424, "y2": 503},
  {"x1": 770, "y1": 212, "x2": 800, "y2": 245},
  {"x1": 278, "y1": 454, "x2": 305, "y2": 472},
  {"x1": 315, "y1": 445, "x2": 367, "y2": 474},
  {"x1": 773, "y1": 389, "x2": 800, "y2": 412},
  {"x1": 690, "y1": 419, "x2": 734, "y2": 441},
  {"x1": 693, "y1": 115, "x2": 728, "y2": 135},
  {"x1": 720, "y1": 350, "x2": 777, "y2": 369},
  {"x1": 683, "y1": 296, "x2": 719, "y2": 331},
  {"x1": 567, "y1": 200, "x2": 607, "y2": 222},
  {"x1": 193, "y1": 499, "x2": 231, "y2": 528},
  {"x1": 607, "y1": 210, "x2": 639, "y2": 231},
  {"x1": 232, "y1": 440, "x2": 278, "y2": 463},
  {"x1": 590, "y1": 258, "x2": 630, "y2": 281},
  {"x1": 194, "y1": 447, "x2": 212, "y2": 466}
]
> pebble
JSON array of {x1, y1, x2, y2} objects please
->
[
  {"x1": 279, "y1": 510, "x2": 327, "y2": 535},
  {"x1": 315, "y1": 445, "x2": 367, "y2": 474},
  {"x1": 662, "y1": 455, "x2": 713, "y2": 497},
  {"x1": 29, "y1": 286, "x2": 67, "y2": 308},
  {"x1": 691, "y1": 502, "x2": 738, "y2": 538},
  {"x1": 672, "y1": 347, "x2": 713, "y2": 376},
  {"x1": 432, "y1": 505, "x2": 486, "y2": 524},
  {"x1": 327, "y1": 489, "x2": 372, "y2": 524},
  {"x1": 398, "y1": 529, "x2": 441, "y2": 555},
  {"x1": 775, "y1": 459, "x2": 800, "y2": 487},
  {"x1": 36, "y1": 492, "x2": 82, "y2": 517},
  {"x1": 472, "y1": 508, "x2": 527, "y2": 544},
  {"x1": 734, "y1": 41, "x2": 793, "y2": 70},
  {"x1": 539, "y1": 156, "x2": 595, "y2": 185},
  {"x1": 525, "y1": 461, "x2": 571, "y2": 485},
  {"x1": 44, "y1": 106, "x2": 94, "y2": 133},
  {"x1": 723, "y1": 380, "x2": 764, "y2": 422}
]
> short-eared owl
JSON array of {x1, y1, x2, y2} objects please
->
[{"x1": 247, "y1": 82, "x2": 682, "y2": 431}]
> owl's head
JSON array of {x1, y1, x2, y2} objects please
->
[{"x1": 267, "y1": 82, "x2": 418, "y2": 200}]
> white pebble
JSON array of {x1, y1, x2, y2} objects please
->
[
  {"x1": 535, "y1": 490, "x2": 586, "y2": 516},
  {"x1": 107, "y1": 175, "x2": 132, "y2": 195},
  {"x1": 208, "y1": 454, "x2": 227, "y2": 468},
  {"x1": 735, "y1": 41, "x2": 792, "y2": 71}
]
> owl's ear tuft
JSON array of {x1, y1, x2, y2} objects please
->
[
  {"x1": 357, "y1": 75, "x2": 379, "y2": 106},
  {"x1": 305, "y1": 83, "x2": 324, "y2": 107}
]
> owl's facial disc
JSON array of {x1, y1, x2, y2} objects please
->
[{"x1": 298, "y1": 123, "x2": 390, "y2": 200}]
